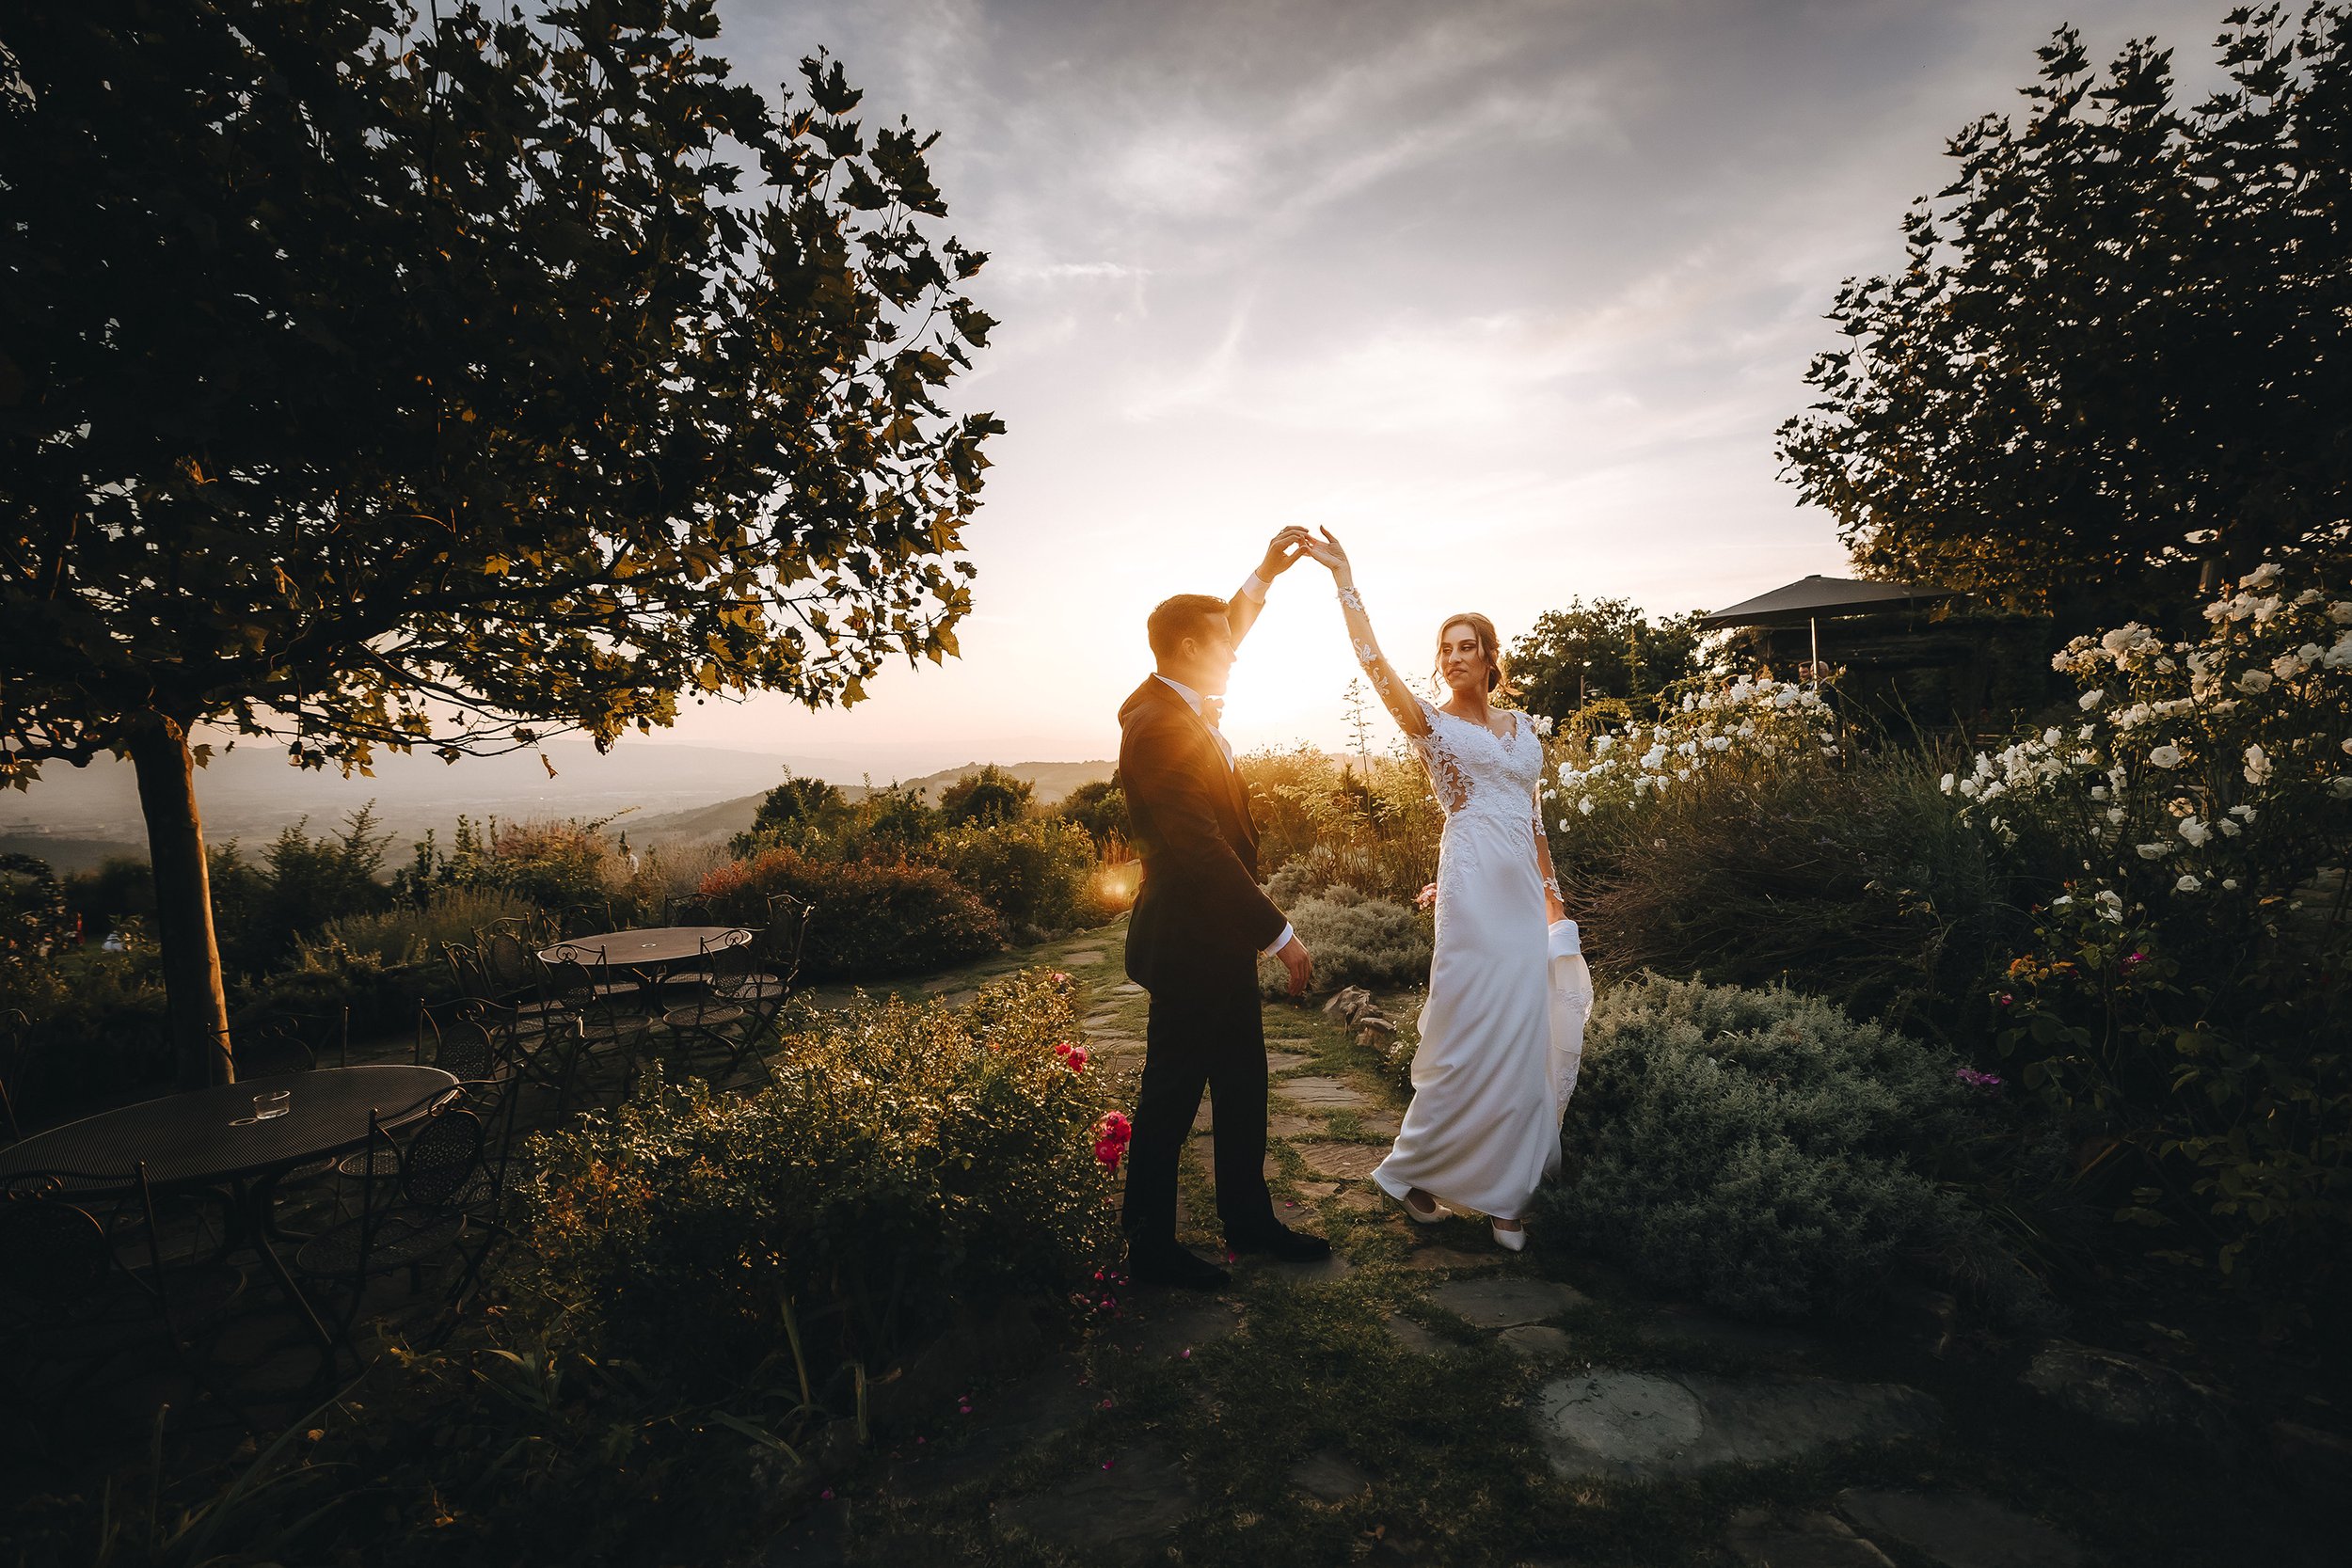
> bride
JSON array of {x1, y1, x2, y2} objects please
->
[{"x1": 1301, "y1": 528, "x2": 1582, "y2": 1250}]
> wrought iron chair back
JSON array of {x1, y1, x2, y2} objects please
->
[{"x1": 0, "y1": 1006, "x2": 28, "y2": 1144}]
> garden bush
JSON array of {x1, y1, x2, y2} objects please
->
[
  {"x1": 1541, "y1": 675, "x2": 2026, "y2": 1046},
  {"x1": 516, "y1": 970, "x2": 1117, "y2": 1389},
  {"x1": 920, "y1": 817, "x2": 1113, "y2": 939},
  {"x1": 699, "y1": 846, "x2": 1001, "y2": 979},
  {"x1": 1946, "y1": 556, "x2": 2352, "y2": 1295},
  {"x1": 1256, "y1": 882, "x2": 1432, "y2": 998},
  {"x1": 303, "y1": 885, "x2": 540, "y2": 970},
  {"x1": 2, "y1": 930, "x2": 172, "y2": 1123},
  {"x1": 394, "y1": 814, "x2": 661, "y2": 930},
  {"x1": 1546, "y1": 972, "x2": 2042, "y2": 1323},
  {"x1": 1240, "y1": 744, "x2": 1443, "y2": 903}
]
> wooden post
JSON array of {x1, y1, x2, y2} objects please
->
[{"x1": 126, "y1": 714, "x2": 233, "y2": 1087}]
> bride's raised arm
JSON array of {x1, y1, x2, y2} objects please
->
[{"x1": 1306, "y1": 529, "x2": 1430, "y2": 739}]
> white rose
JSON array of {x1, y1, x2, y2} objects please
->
[
  {"x1": 2148, "y1": 744, "x2": 2185, "y2": 768},
  {"x1": 2243, "y1": 562, "x2": 2282, "y2": 589},
  {"x1": 1939, "y1": 773, "x2": 1955, "y2": 795},
  {"x1": 2235, "y1": 670, "x2": 2274, "y2": 695},
  {"x1": 2106, "y1": 807, "x2": 2126, "y2": 825},
  {"x1": 2244, "y1": 744, "x2": 2272, "y2": 785},
  {"x1": 2330, "y1": 602, "x2": 2352, "y2": 626},
  {"x1": 1578, "y1": 798, "x2": 1595, "y2": 816},
  {"x1": 2223, "y1": 878, "x2": 2240, "y2": 890},
  {"x1": 2270, "y1": 653, "x2": 2304, "y2": 680},
  {"x1": 1640, "y1": 745, "x2": 1667, "y2": 770},
  {"x1": 1594, "y1": 735, "x2": 1614, "y2": 755},
  {"x1": 2218, "y1": 818, "x2": 2242, "y2": 837},
  {"x1": 2231, "y1": 804, "x2": 2258, "y2": 821},
  {"x1": 2178, "y1": 818, "x2": 2210, "y2": 847},
  {"x1": 2136, "y1": 842, "x2": 2171, "y2": 860},
  {"x1": 2175, "y1": 874, "x2": 2203, "y2": 894},
  {"x1": 2333, "y1": 778, "x2": 2352, "y2": 800}
]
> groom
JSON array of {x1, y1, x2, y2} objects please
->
[{"x1": 1117, "y1": 528, "x2": 1329, "y2": 1289}]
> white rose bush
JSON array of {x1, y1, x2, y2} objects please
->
[{"x1": 1944, "y1": 560, "x2": 2351, "y2": 1282}]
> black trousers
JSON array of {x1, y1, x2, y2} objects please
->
[{"x1": 1121, "y1": 961, "x2": 1279, "y2": 1249}]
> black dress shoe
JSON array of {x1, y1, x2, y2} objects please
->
[
  {"x1": 1227, "y1": 1225, "x2": 1332, "y2": 1263},
  {"x1": 1127, "y1": 1243, "x2": 1232, "y2": 1290}
]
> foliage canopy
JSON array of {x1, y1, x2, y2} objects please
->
[{"x1": 1777, "y1": 5, "x2": 2352, "y2": 627}]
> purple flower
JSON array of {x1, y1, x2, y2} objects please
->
[{"x1": 1955, "y1": 1067, "x2": 2004, "y2": 1091}]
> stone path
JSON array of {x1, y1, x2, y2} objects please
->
[
  {"x1": 753, "y1": 928, "x2": 2125, "y2": 1568},
  {"x1": 1535, "y1": 1370, "x2": 1942, "y2": 1481}
]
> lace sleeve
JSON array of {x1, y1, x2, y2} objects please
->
[
  {"x1": 1529, "y1": 717, "x2": 1563, "y2": 903},
  {"x1": 1412, "y1": 702, "x2": 1470, "y2": 813},
  {"x1": 1335, "y1": 583, "x2": 1430, "y2": 738}
]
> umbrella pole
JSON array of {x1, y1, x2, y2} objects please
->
[{"x1": 1808, "y1": 615, "x2": 1819, "y2": 688}]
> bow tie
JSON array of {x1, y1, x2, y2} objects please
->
[{"x1": 1200, "y1": 695, "x2": 1225, "y2": 728}]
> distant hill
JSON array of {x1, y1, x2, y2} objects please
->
[{"x1": 632, "y1": 760, "x2": 1117, "y2": 845}]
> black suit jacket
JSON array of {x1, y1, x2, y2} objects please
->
[{"x1": 1119, "y1": 675, "x2": 1287, "y2": 991}]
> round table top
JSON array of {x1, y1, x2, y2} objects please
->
[
  {"x1": 537, "y1": 926, "x2": 750, "y2": 968},
  {"x1": 0, "y1": 1065, "x2": 460, "y2": 1193}
]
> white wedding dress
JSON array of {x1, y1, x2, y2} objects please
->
[{"x1": 1371, "y1": 698, "x2": 1589, "y2": 1221}]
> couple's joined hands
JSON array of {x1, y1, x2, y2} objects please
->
[{"x1": 1258, "y1": 526, "x2": 1353, "y2": 586}]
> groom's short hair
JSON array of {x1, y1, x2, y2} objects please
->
[{"x1": 1147, "y1": 594, "x2": 1231, "y2": 661}]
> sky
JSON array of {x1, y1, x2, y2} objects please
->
[{"x1": 647, "y1": 0, "x2": 2226, "y2": 779}]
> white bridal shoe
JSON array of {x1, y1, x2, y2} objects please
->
[
  {"x1": 1402, "y1": 1188, "x2": 1446, "y2": 1225},
  {"x1": 1491, "y1": 1220, "x2": 1527, "y2": 1252}
]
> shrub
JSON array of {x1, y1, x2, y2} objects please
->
[
  {"x1": 1535, "y1": 673, "x2": 2032, "y2": 1053},
  {"x1": 302, "y1": 885, "x2": 539, "y2": 969},
  {"x1": 1546, "y1": 973, "x2": 2035, "y2": 1323},
  {"x1": 1256, "y1": 883, "x2": 1432, "y2": 998},
  {"x1": 395, "y1": 813, "x2": 657, "y2": 929},
  {"x1": 938, "y1": 764, "x2": 1034, "y2": 827},
  {"x1": 699, "y1": 846, "x2": 1000, "y2": 979},
  {"x1": 516, "y1": 970, "x2": 1115, "y2": 1388},
  {"x1": 1948, "y1": 559, "x2": 2352, "y2": 1292},
  {"x1": 1055, "y1": 776, "x2": 1129, "y2": 847},
  {"x1": 4, "y1": 932, "x2": 172, "y2": 1123},
  {"x1": 1240, "y1": 744, "x2": 1445, "y2": 904},
  {"x1": 921, "y1": 817, "x2": 1112, "y2": 938}
]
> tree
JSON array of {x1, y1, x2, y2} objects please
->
[
  {"x1": 1, "y1": 1, "x2": 1000, "y2": 1085},
  {"x1": 730, "y1": 768, "x2": 847, "y2": 856},
  {"x1": 939, "y1": 765, "x2": 1032, "y2": 828},
  {"x1": 1777, "y1": 5, "x2": 2352, "y2": 630},
  {"x1": 1509, "y1": 598, "x2": 1703, "y2": 725},
  {"x1": 1056, "y1": 776, "x2": 1129, "y2": 848}
]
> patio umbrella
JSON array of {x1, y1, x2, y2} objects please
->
[{"x1": 1697, "y1": 574, "x2": 1956, "y2": 681}]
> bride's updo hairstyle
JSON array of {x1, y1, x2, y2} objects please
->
[{"x1": 1434, "y1": 612, "x2": 1513, "y2": 695}]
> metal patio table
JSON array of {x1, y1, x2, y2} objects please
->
[
  {"x1": 537, "y1": 925, "x2": 751, "y2": 1001},
  {"x1": 0, "y1": 1064, "x2": 460, "y2": 1349}
]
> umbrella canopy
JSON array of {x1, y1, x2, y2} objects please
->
[{"x1": 1698, "y1": 574, "x2": 1955, "y2": 629}]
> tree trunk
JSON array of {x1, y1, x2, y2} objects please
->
[{"x1": 127, "y1": 714, "x2": 233, "y2": 1087}]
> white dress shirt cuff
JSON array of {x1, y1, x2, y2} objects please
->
[
  {"x1": 1236, "y1": 571, "x2": 1269, "y2": 603},
  {"x1": 1263, "y1": 922, "x2": 1295, "y2": 958}
]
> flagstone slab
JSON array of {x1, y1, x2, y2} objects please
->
[
  {"x1": 1536, "y1": 1371, "x2": 1941, "y2": 1481},
  {"x1": 1057, "y1": 948, "x2": 1107, "y2": 964},
  {"x1": 1395, "y1": 1244, "x2": 1498, "y2": 1271},
  {"x1": 1724, "y1": 1509, "x2": 1896, "y2": 1568},
  {"x1": 1264, "y1": 1051, "x2": 1311, "y2": 1071},
  {"x1": 1290, "y1": 1449, "x2": 1373, "y2": 1502},
  {"x1": 993, "y1": 1443, "x2": 1194, "y2": 1553},
  {"x1": 1427, "y1": 1277, "x2": 1588, "y2": 1329},
  {"x1": 1279, "y1": 1076, "x2": 1376, "y2": 1109},
  {"x1": 1498, "y1": 1325, "x2": 1576, "y2": 1360},
  {"x1": 1112, "y1": 980, "x2": 1146, "y2": 995},
  {"x1": 1836, "y1": 1489, "x2": 2083, "y2": 1568},
  {"x1": 1384, "y1": 1313, "x2": 1450, "y2": 1355},
  {"x1": 1295, "y1": 1142, "x2": 1387, "y2": 1180}
]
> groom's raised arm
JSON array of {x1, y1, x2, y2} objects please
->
[{"x1": 1226, "y1": 528, "x2": 1311, "y2": 648}]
